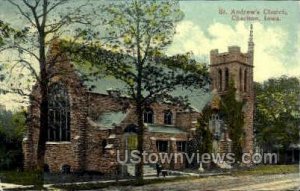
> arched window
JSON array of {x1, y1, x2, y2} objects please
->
[
  {"x1": 244, "y1": 69, "x2": 248, "y2": 92},
  {"x1": 164, "y1": 110, "x2": 173, "y2": 125},
  {"x1": 61, "y1": 164, "x2": 71, "y2": 174},
  {"x1": 47, "y1": 83, "x2": 70, "y2": 142},
  {"x1": 239, "y1": 68, "x2": 243, "y2": 91},
  {"x1": 225, "y1": 68, "x2": 229, "y2": 90},
  {"x1": 143, "y1": 108, "x2": 154, "y2": 123},
  {"x1": 218, "y1": 69, "x2": 222, "y2": 91}
]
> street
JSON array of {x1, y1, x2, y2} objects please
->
[{"x1": 101, "y1": 173, "x2": 300, "y2": 191}]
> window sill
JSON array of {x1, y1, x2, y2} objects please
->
[{"x1": 46, "y1": 141, "x2": 71, "y2": 145}]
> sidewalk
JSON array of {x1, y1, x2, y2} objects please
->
[
  {"x1": 0, "y1": 171, "x2": 230, "y2": 190},
  {"x1": 0, "y1": 182, "x2": 33, "y2": 190},
  {"x1": 44, "y1": 171, "x2": 230, "y2": 189}
]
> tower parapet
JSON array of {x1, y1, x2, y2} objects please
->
[{"x1": 210, "y1": 46, "x2": 249, "y2": 66}]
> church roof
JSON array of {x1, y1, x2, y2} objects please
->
[
  {"x1": 95, "y1": 111, "x2": 127, "y2": 128},
  {"x1": 80, "y1": 72, "x2": 212, "y2": 112},
  {"x1": 147, "y1": 123, "x2": 187, "y2": 134},
  {"x1": 66, "y1": 43, "x2": 212, "y2": 112}
]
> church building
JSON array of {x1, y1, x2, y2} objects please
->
[{"x1": 23, "y1": 25, "x2": 254, "y2": 175}]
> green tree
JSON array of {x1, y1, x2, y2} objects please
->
[
  {"x1": 220, "y1": 80, "x2": 245, "y2": 160},
  {"x1": 187, "y1": 105, "x2": 213, "y2": 168},
  {"x1": 0, "y1": 108, "x2": 26, "y2": 170},
  {"x1": 254, "y1": 76, "x2": 300, "y2": 153},
  {"x1": 193, "y1": 106, "x2": 213, "y2": 153},
  {"x1": 64, "y1": 0, "x2": 209, "y2": 180}
]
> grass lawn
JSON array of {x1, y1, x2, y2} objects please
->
[
  {"x1": 232, "y1": 164, "x2": 299, "y2": 176},
  {"x1": 55, "y1": 165, "x2": 299, "y2": 190},
  {"x1": 0, "y1": 171, "x2": 41, "y2": 185},
  {"x1": 54, "y1": 176, "x2": 201, "y2": 190},
  {"x1": 1, "y1": 165, "x2": 298, "y2": 190}
]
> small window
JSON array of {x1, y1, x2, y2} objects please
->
[
  {"x1": 225, "y1": 68, "x2": 229, "y2": 90},
  {"x1": 156, "y1": 141, "x2": 168, "y2": 152},
  {"x1": 144, "y1": 108, "x2": 154, "y2": 123},
  {"x1": 176, "y1": 141, "x2": 187, "y2": 152},
  {"x1": 164, "y1": 110, "x2": 173, "y2": 125},
  {"x1": 244, "y1": 69, "x2": 248, "y2": 92},
  {"x1": 218, "y1": 69, "x2": 222, "y2": 91},
  {"x1": 239, "y1": 68, "x2": 243, "y2": 91}
]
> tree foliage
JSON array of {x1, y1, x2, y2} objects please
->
[
  {"x1": 194, "y1": 106, "x2": 213, "y2": 153},
  {"x1": 0, "y1": 108, "x2": 26, "y2": 170},
  {"x1": 254, "y1": 76, "x2": 300, "y2": 151},
  {"x1": 63, "y1": 0, "x2": 210, "y2": 179},
  {"x1": 220, "y1": 80, "x2": 245, "y2": 160},
  {"x1": 186, "y1": 106, "x2": 213, "y2": 168}
]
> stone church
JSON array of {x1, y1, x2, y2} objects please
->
[{"x1": 23, "y1": 25, "x2": 254, "y2": 175}]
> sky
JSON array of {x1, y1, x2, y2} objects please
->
[
  {"x1": 0, "y1": 0, "x2": 299, "y2": 110},
  {"x1": 167, "y1": 1, "x2": 300, "y2": 82}
]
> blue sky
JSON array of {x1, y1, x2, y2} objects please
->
[
  {"x1": 167, "y1": 1, "x2": 300, "y2": 82},
  {"x1": 0, "y1": 1, "x2": 299, "y2": 109}
]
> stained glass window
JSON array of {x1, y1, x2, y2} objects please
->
[{"x1": 47, "y1": 83, "x2": 70, "y2": 142}]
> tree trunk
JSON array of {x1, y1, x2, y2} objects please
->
[
  {"x1": 136, "y1": 102, "x2": 144, "y2": 182},
  {"x1": 135, "y1": 2, "x2": 144, "y2": 182},
  {"x1": 35, "y1": 30, "x2": 48, "y2": 188},
  {"x1": 35, "y1": 84, "x2": 48, "y2": 187}
]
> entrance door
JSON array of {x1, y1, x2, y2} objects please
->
[{"x1": 124, "y1": 124, "x2": 138, "y2": 163}]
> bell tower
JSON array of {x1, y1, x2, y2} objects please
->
[{"x1": 209, "y1": 24, "x2": 254, "y2": 154}]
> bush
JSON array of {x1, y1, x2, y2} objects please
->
[
  {"x1": 0, "y1": 171, "x2": 39, "y2": 185},
  {"x1": 0, "y1": 108, "x2": 26, "y2": 170}
]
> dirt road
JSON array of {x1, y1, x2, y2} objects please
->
[{"x1": 102, "y1": 173, "x2": 300, "y2": 191}]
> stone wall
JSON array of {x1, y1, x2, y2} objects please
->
[
  {"x1": 85, "y1": 94, "x2": 196, "y2": 172},
  {"x1": 176, "y1": 111, "x2": 200, "y2": 132},
  {"x1": 23, "y1": 42, "x2": 204, "y2": 174},
  {"x1": 23, "y1": 42, "x2": 89, "y2": 172},
  {"x1": 144, "y1": 131, "x2": 189, "y2": 170}
]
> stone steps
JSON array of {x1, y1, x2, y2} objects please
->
[{"x1": 126, "y1": 163, "x2": 157, "y2": 176}]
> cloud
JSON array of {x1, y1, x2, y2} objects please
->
[
  {"x1": 288, "y1": 30, "x2": 300, "y2": 78},
  {"x1": 167, "y1": 20, "x2": 297, "y2": 82}
]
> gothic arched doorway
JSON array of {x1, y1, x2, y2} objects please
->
[{"x1": 124, "y1": 124, "x2": 138, "y2": 162}]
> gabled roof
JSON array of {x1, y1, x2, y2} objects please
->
[
  {"x1": 146, "y1": 123, "x2": 187, "y2": 134},
  {"x1": 83, "y1": 75, "x2": 212, "y2": 112},
  {"x1": 95, "y1": 111, "x2": 127, "y2": 128},
  {"x1": 66, "y1": 43, "x2": 212, "y2": 112}
]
